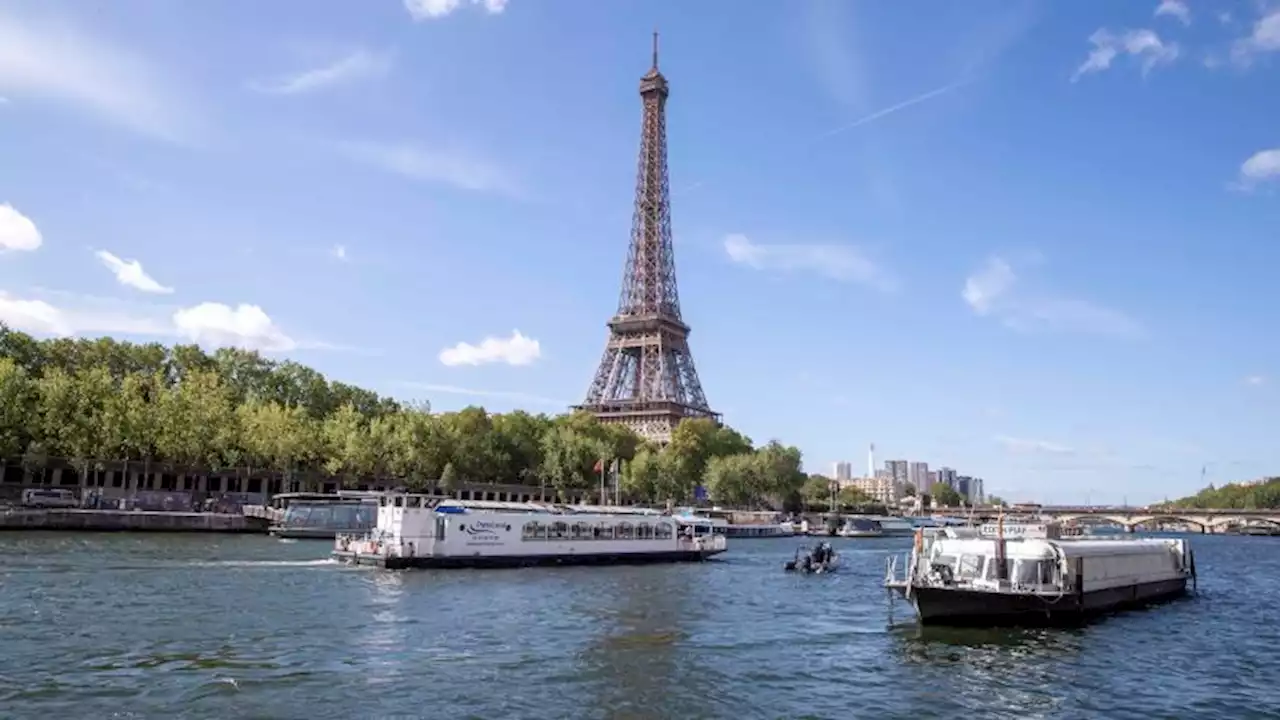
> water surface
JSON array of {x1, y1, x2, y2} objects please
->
[{"x1": 2, "y1": 532, "x2": 1277, "y2": 719}]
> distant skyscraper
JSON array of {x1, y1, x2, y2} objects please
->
[
  {"x1": 832, "y1": 461, "x2": 853, "y2": 481},
  {"x1": 926, "y1": 470, "x2": 939, "y2": 493},
  {"x1": 886, "y1": 460, "x2": 909, "y2": 486},
  {"x1": 957, "y1": 476, "x2": 973, "y2": 501},
  {"x1": 867, "y1": 443, "x2": 876, "y2": 479},
  {"x1": 908, "y1": 461, "x2": 929, "y2": 492},
  {"x1": 937, "y1": 466, "x2": 958, "y2": 489},
  {"x1": 972, "y1": 477, "x2": 985, "y2": 504}
]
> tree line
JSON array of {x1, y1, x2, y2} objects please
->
[
  {"x1": 1161, "y1": 478, "x2": 1280, "y2": 510},
  {"x1": 0, "y1": 325, "x2": 813, "y2": 507}
]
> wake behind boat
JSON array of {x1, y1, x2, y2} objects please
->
[{"x1": 334, "y1": 495, "x2": 727, "y2": 570}]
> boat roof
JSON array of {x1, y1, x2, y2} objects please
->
[
  {"x1": 387, "y1": 496, "x2": 703, "y2": 520},
  {"x1": 932, "y1": 535, "x2": 1180, "y2": 560}
]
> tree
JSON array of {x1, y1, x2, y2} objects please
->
[
  {"x1": 987, "y1": 495, "x2": 1006, "y2": 507},
  {"x1": 801, "y1": 474, "x2": 836, "y2": 511},
  {"x1": 933, "y1": 484, "x2": 964, "y2": 507},
  {"x1": 0, "y1": 326, "x2": 818, "y2": 503},
  {"x1": 439, "y1": 462, "x2": 459, "y2": 493},
  {"x1": 837, "y1": 486, "x2": 873, "y2": 510},
  {"x1": 903, "y1": 483, "x2": 916, "y2": 497}
]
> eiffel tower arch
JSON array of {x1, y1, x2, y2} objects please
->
[{"x1": 575, "y1": 33, "x2": 719, "y2": 444}]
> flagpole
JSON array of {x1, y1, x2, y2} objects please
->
[{"x1": 598, "y1": 458, "x2": 605, "y2": 506}]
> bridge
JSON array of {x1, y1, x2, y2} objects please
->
[{"x1": 957, "y1": 505, "x2": 1280, "y2": 533}]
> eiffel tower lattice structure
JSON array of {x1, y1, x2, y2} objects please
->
[{"x1": 575, "y1": 33, "x2": 719, "y2": 444}]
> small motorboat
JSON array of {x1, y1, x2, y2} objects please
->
[{"x1": 784, "y1": 542, "x2": 840, "y2": 574}]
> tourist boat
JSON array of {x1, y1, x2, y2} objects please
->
[
  {"x1": 701, "y1": 508, "x2": 796, "y2": 538},
  {"x1": 883, "y1": 519, "x2": 1196, "y2": 626},
  {"x1": 838, "y1": 517, "x2": 884, "y2": 538},
  {"x1": 333, "y1": 495, "x2": 728, "y2": 569},
  {"x1": 269, "y1": 492, "x2": 378, "y2": 539},
  {"x1": 869, "y1": 515, "x2": 915, "y2": 537}
]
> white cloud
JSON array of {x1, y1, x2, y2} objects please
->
[
  {"x1": 94, "y1": 249, "x2": 174, "y2": 294},
  {"x1": 336, "y1": 140, "x2": 519, "y2": 196},
  {"x1": 1232, "y1": 9, "x2": 1280, "y2": 65},
  {"x1": 400, "y1": 382, "x2": 566, "y2": 407},
  {"x1": 438, "y1": 330, "x2": 540, "y2": 367},
  {"x1": 723, "y1": 233, "x2": 897, "y2": 292},
  {"x1": 962, "y1": 255, "x2": 1142, "y2": 337},
  {"x1": 1072, "y1": 28, "x2": 1179, "y2": 81},
  {"x1": 0, "y1": 290, "x2": 171, "y2": 337},
  {"x1": 0, "y1": 8, "x2": 195, "y2": 142},
  {"x1": 1155, "y1": 0, "x2": 1191, "y2": 26},
  {"x1": 172, "y1": 303, "x2": 296, "y2": 352},
  {"x1": 1234, "y1": 148, "x2": 1280, "y2": 190},
  {"x1": 0, "y1": 203, "x2": 41, "y2": 252},
  {"x1": 995, "y1": 435, "x2": 1075, "y2": 455},
  {"x1": 404, "y1": 0, "x2": 508, "y2": 21},
  {"x1": 330, "y1": 244, "x2": 348, "y2": 262},
  {"x1": 0, "y1": 289, "x2": 301, "y2": 353},
  {"x1": 249, "y1": 49, "x2": 391, "y2": 96},
  {"x1": 1245, "y1": 375, "x2": 1266, "y2": 386}
]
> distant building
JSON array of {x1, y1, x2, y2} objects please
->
[
  {"x1": 936, "y1": 467, "x2": 958, "y2": 490},
  {"x1": 908, "y1": 461, "x2": 930, "y2": 492},
  {"x1": 956, "y1": 476, "x2": 973, "y2": 501},
  {"x1": 849, "y1": 475, "x2": 900, "y2": 505},
  {"x1": 926, "y1": 470, "x2": 939, "y2": 493},
  {"x1": 885, "y1": 460, "x2": 908, "y2": 487},
  {"x1": 832, "y1": 461, "x2": 853, "y2": 481},
  {"x1": 971, "y1": 477, "x2": 985, "y2": 504}
]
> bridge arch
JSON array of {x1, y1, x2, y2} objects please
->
[
  {"x1": 1124, "y1": 515, "x2": 1210, "y2": 532},
  {"x1": 1207, "y1": 515, "x2": 1280, "y2": 530}
]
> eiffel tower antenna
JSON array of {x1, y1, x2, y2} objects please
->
[{"x1": 575, "y1": 34, "x2": 718, "y2": 443}]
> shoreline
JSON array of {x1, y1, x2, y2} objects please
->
[{"x1": 0, "y1": 508, "x2": 258, "y2": 533}]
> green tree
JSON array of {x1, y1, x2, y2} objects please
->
[{"x1": 933, "y1": 484, "x2": 964, "y2": 507}]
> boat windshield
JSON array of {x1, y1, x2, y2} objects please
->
[{"x1": 1012, "y1": 559, "x2": 1056, "y2": 586}]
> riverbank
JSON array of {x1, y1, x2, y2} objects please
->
[{"x1": 0, "y1": 508, "x2": 256, "y2": 533}]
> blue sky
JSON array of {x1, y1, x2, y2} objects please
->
[{"x1": 1, "y1": 0, "x2": 1279, "y2": 504}]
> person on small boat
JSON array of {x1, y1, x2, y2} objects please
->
[{"x1": 811, "y1": 542, "x2": 833, "y2": 565}]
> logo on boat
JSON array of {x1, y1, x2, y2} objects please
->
[{"x1": 461, "y1": 521, "x2": 512, "y2": 535}]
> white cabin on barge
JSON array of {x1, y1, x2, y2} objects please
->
[
  {"x1": 334, "y1": 495, "x2": 728, "y2": 569},
  {"x1": 884, "y1": 520, "x2": 1196, "y2": 626}
]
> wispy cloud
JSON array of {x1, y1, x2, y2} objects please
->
[
  {"x1": 336, "y1": 140, "x2": 520, "y2": 196},
  {"x1": 1232, "y1": 147, "x2": 1280, "y2": 191},
  {"x1": 723, "y1": 233, "x2": 897, "y2": 292},
  {"x1": 248, "y1": 49, "x2": 392, "y2": 96},
  {"x1": 400, "y1": 382, "x2": 566, "y2": 408},
  {"x1": 0, "y1": 203, "x2": 41, "y2": 252},
  {"x1": 1231, "y1": 8, "x2": 1280, "y2": 66},
  {"x1": 1072, "y1": 28, "x2": 1179, "y2": 81},
  {"x1": 1155, "y1": 0, "x2": 1191, "y2": 26},
  {"x1": 94, "y1": 250, "x2": 174, "y2": 294},
  {"x1": 330, "y1": 244, "x2": 348, "y2": 262},
  {"x1": 438, "y1": 330, "x2": 541, "y2": 367},
  {"x1": 995, "y1": 434, "x2": 1075, "y2": 455},
  {"x1": 0, "y1": 8, "x2": 198, "y2": 142},
  {"x1": 404, "y1": 0, "x2": 508, "y2": 21},
  {"x1": 1245, "y1": 374, "x2": 1267, "y2": 386},
  {"x1": 963, "y1": 255, "x2": 1142, "y2": 337}
]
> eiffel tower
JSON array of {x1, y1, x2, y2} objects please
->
[{"x1": 575, "y1": 33, "x2": 719, "y2": 444}]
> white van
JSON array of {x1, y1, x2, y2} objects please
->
[{"x1": 21, "y1": 488, "x2": 79, "y2": 508}]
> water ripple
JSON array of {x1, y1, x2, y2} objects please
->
[{"x1": 1, "y1": 531, "x2": 1278, "y2": 718}]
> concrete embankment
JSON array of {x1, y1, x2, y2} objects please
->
[{"x1": 0, "y1": 509, "x2": 257, "y2": 533}]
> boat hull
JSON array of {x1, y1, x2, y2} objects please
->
[
  {"x1": 333, "y1": 547, "x2": 726, "y2": 570},
  {"x1": 903, "y1": 576, "x2": 1189, "y2": 627}
]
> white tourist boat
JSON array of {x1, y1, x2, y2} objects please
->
[
  {"x1": 838, "y1": 517, "x2": 884, "y2": 538},
  {"x1": 333, "y1": 495, "x2": 728, "y2": 570},
  {"x1": 884, "y1": 519, "x2": 1196, "y2": 626},
  {"x1": 869, "y1": 515, "x2": 915, "y2": 536}
]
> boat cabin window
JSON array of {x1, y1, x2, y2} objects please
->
[
  {"x1": 595, "y1": 523, "x2": 615, "y2": 540},
  {"x1": 571, "y1": 521, "x2": 591, "y2": 540},
  {"x1": 393, "y1": 496, "x2": 405, "y2": 508},
  {"x1": 406, "y1": 496, "x2": 422, "y2": 508},
  {"x1": 636, "y1": 522, "x2": 653, "y2": 540},
  {"x1": 1012, "y1": 559, "x2": 1056, "y2": 586},
  {"x1": 956, "y1": 554, "x2": 985, "y2": 581},
  {"x1": 617, "y1": 522, "x2": 635, "y2": 540},
  {"x1": 655, "y1": 523, "x2": 673, "y2": 539},
  {"x1": 549, "y1": 521, "x2": 569, "y2": 540}
]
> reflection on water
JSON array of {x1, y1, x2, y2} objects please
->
[{"x1": 2, "y1": 532, "x2": 1279, "y2": 719}]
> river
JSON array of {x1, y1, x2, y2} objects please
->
[{"x1": 2, "y1": 531, "x2": 1278, "y2": 719}]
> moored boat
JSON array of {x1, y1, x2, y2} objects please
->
[
  {"x1": 838, "y1": 517, "x2": 884, "y2": 538},
  {"x1": 334, "y1": 495, "x2": 727, "y2": 569},
  {"x1": 884, "y1": 519, "x2": 1196, "y2": 627}
]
